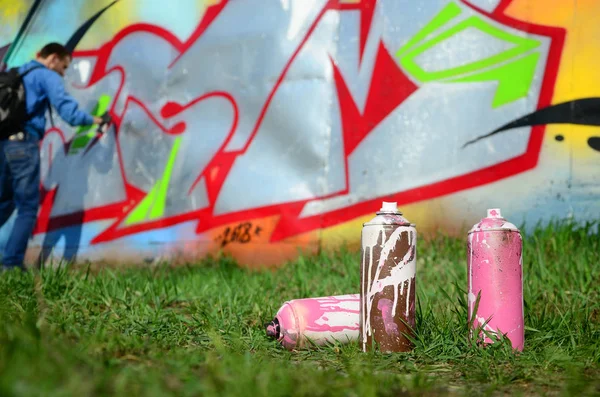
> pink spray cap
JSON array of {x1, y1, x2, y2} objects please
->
[
  {"x1": 265, "y1": 318, "x2": 281, "y2": 340},
  {"x1": 469, "y1": 208, "x2": 519, "y2": 233}
]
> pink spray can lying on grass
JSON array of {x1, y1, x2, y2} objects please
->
[
  {"x1": 467, "y1": 208, "x2": 524, "y2": 351},
  {"x1": 265, "y1": 294, "x2": 360, "y2": 350}
]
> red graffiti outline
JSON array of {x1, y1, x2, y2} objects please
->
[{"x1": 33, "y1": 0, "x2": 565, "y2": 245}]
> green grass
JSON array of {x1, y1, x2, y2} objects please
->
[{"x1": 1, "y1": 221, "x2": 599, "y2": 396}]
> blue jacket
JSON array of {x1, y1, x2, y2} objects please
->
[{"x1": 18, "y1": 60, "x2": 94, "y2": 139}]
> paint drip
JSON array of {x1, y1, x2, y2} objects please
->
[
  {"x1": 265, "y1": 294, "x2": 360, "y2": 350},
  {"x1": 360, "y1": 201, "x2": 416, "y2": 352},
  {"x1": 467, "y1": 208, "x2": 524, "y2": 351}
]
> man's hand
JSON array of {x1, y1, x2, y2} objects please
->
[{"x1": 92, "y1": 112, "x2": 112, "y2": 125}]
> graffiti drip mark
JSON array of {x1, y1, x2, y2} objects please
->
[
  {"x1": 65, "y1": 0, "x2": 120, "y2": 52},
  {"x1": 463, "y1": 97, "x2": 600, "y2": 147}
]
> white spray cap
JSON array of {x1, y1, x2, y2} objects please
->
[
  {"x1": 365, "y1": 201, "x2": 410, "y2": 225},
  {"x1": 487, "y1": 208, "x2": 502, "y2": 218},
  {"x1": 379, "y1": 201, "x2": 398, "y2": 213}
]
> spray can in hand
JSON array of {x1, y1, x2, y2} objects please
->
[
  {"x1": 360, "y1": 202, "x2": 417, "y2": 352},
  {"x1": 266, "y1": 294, "x2": 360, "y2": 350},
  {"x1": 467, "y1": 208, "x2": 524, "y2": 350}
]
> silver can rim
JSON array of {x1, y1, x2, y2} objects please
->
[{"x1": 467, "y1": 228, "x2": 521, "y2": 234}]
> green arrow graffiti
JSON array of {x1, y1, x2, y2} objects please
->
[
  {"x1": 396, "y1": 1, "x2": 542, "y2": 108},
  {"x1": 125, "y1": 136, "x2": 183, "y2": 225}
]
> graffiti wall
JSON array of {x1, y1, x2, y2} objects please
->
[
  {"x1": 0, "y1": 0, "x2": 33, "y2": 64},
  {"x1": 1, "y1": 0, "x2": 598, "y2": 267}
]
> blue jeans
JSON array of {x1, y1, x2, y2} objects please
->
[{"x1": 0, "y1": 133, "x2": 40, "y2": 269}]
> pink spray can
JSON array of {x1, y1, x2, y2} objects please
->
[
  {"x1": 265, "y1": 294, "x2": 360, "y2": 350},
  {"x1": 467, "y1": 208, "x2": 524, "y2": 350}
]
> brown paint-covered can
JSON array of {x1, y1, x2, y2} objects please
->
[{"x1": 360, "y1": 201, "x2": 417, "y2": 352}]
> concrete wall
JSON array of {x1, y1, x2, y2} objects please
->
[{"x1": 1, "y1": 0, "x2": 599, "y2": 267}]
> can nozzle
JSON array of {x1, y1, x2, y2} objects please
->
[
  {"x1": 379, "y1": 201, "x2": 398, "y2": 213},
  {"x1": 265, "y1": 318, "x2": 280, "y2": 340},
  {"x1": 487, "y1": 208, "x2": 502, "y2": 218}
]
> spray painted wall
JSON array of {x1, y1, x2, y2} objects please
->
[
  {"x1": 1, "y1": 0, "x2": 598, "y2": 267},
  {"x1": 0, "y1": 0, "x2": 33, "y2": 62}
]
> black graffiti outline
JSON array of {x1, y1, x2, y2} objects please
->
[
  {"x1": 463, "y1": 97, "x2": 600, "y2": 152},
  {"x1": 65, "y1": 0, "x2": 121, "y2": 52}
]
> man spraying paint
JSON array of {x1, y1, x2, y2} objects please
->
[{"x1": 0, "y1": 42, "x2": 110, "y2": 271}]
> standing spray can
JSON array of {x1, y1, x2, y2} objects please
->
[
  {"x1": 265, "y1": 294, "x2": 360, "y2": 350},
  {"x1": 360, "y1": 201, "x2": 417, "y2": 352},
  {"x1": 467, "y1": 208, "x2": 524, "y2": 351}
]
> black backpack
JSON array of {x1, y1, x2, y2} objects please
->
[{"x1": 0, "y1": 65, "x2": 52, "y2": 138}]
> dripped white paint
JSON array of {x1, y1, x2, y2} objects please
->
[
  {"x1": 468, "y1": 233, "x2": 474, "y2": 311},
  {"x1": 313, "y1": 310, "x2": 356, "y2": 327},
  {"x1": 321, "y1": 300, "x2": 357, "y2": 311},
  {"x1": 468, "y1": 291, "x2": 476, "y2": 305},
  {"x1": 404, "y1": 278, "x2": 411, "y2": 317},
  {"x1": 476, "y1": 315, "x2": 497, "y2": 334}
]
